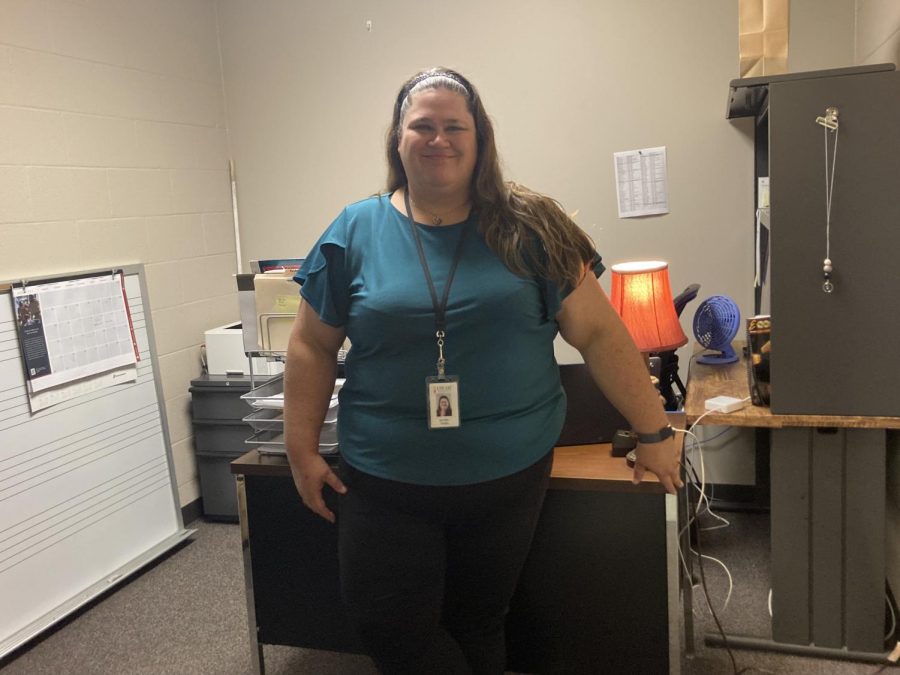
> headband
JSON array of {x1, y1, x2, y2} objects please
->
[
  {"x1": 407, "y1": 71, "x2": 470, "y2": 96},
  {"x1": 399, "y1": 71, "x2": 473, "y2": 111}
]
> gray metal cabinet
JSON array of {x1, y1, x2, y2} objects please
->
[{"x1": 189, "y1": 374, "x2": 254, "y2": 520}]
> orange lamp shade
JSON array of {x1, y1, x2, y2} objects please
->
[{"x1": 610, "y1": 261, "x2": 688, "y2": 353}]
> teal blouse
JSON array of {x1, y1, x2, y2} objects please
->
[{"x1": 295, "y1": 194, "x2": 601, "y2": 485}]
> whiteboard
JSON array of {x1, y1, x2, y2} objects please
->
[{"x1": 0, "y1": 265, "x2": 191, "y2": 658}]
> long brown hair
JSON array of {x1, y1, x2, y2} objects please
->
[{"x1": 386, "y1": 67, "x2": 595, "y2": 289}]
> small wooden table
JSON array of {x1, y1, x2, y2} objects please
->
[
  {"x1": 685, "y1": 344, "x2": 900, "y2": 658},
  {"x1": 232, "y1": 436, "x2": 684, "y2": 674}
]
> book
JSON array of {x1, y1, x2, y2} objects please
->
[{"x1": 746, "y1": 315, "x2": 771, "y2": 406}]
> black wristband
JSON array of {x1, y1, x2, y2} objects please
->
[{"x1": 635, "y1": 425, "x2": 675, "y2": 444}]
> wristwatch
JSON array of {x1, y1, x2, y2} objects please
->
[{"x1": 635, "y1": 424, "x2": 675, "y2": 444}]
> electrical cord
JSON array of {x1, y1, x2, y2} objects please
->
[
  {"x1": 887, "y1": 593, "x2": 897, "y2": 643},
  {"x1": 701, "y1": 484, "x2": 743, "y2": 527},
  {"x1": 687, "y1": 486, "x2": 774, "y2": 675},
  {"x1": 690, "y1": 545, "x2": 734, "y2": 613},
  {"x1": 677, "y1": 449, "x2": 733, "y2": 612},
  {"x1": 675, "y1": 405, "x2": 773, "y2": 675},
  {"x1": 677, "y1": 428, "x2": 730, "y2": 534},
  {"x1": 685, "y1": 463, "x2": 744, "y2": 675}
]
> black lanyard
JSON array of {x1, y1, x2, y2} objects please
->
[{"x1": 404, "y1": 189, "x2": 470, "y2": 334}]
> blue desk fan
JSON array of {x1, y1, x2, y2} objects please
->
[{"x1": 692, "y1": 295, "x2": 740, "y2": 364}]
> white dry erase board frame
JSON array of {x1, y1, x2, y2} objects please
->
[{"x1": 0, "y1": 264, "x2": 192, "y2": 658}]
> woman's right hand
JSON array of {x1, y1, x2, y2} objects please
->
[{"x1": 288, "y1": 452, "x2": 347, "y2": 523}]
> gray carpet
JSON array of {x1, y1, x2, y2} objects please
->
[{"x1": 0, "y1": 510, "x2": 890, "y2": 674}]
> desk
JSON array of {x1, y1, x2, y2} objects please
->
[
  {"x1": 685, "y1": 347, "x2": 900, "y2": 657},
  {"x1": 232, "y1": 440, "x2": 683, "y2": 674}
]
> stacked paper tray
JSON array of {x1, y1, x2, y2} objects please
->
[
  {"x1": 240, "y1": 374, "x2": 286, "y2": 409},
  {"x1": 241, "y1": 375, "x2": 342, "y2": 455}
]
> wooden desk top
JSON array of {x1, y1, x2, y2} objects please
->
[
  {"x1": 232, "y1": 443, "x2": 670, "y2": 495},
  {"x1": 685, "y1": 342, "x2": 900, "y2": 429}
]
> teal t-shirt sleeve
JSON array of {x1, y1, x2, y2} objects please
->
[
  {"x1": 543, "y1": 250, "x2": 605, "y2": 319},
  {"x1": 293, "y1": 210, "x2": 351, "y2": 327}
]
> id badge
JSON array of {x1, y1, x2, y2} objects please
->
[{"x1": 426, "y1": 376, "x2": 460, "y2": 429}]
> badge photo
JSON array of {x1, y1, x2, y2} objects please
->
[{"x1": 426, "y1": 376, "x2": 460, "y2": 429}]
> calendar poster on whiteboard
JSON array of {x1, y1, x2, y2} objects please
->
[{"x1": 11, "y1": 272, "x2": 140, "y2": 399}]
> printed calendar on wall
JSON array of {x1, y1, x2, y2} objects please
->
[{"x1": 11, "y1": 271, "x2": 140, "y2": 411}]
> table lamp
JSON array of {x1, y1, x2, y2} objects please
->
[{"x1": 610, "y1": 261, "x2": 688, "y2": 354}]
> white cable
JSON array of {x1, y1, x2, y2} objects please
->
[
  {"x1": 677, "y1": 437, "x2": 706, "y2": 540},
  {"x1": 684, "y1": 407, "x2": 719, "y2": 431},
  {"x1": 677, "y1": 400, "x2": 749, "y2": 528},
  {"x1": 701, "y1": 517, "x2": 732, "y2": 531},
  {"x1": 692, "y1": 547, "x2": 734, "y2": 613},
  {"x1": 768, "y1": 588, "x2": 773, "y2": 617},
  {"x1": 678, "y1": 455, "x2": 703, "y2": 539},
  {"x1": 684, "y1": 397, "x2": 750, "y2": 435},
  {"x1": 677, "y1": 429, "x2": 736, "y2": 619},
  {"x1": 677, "y1": 428, "x2": 719, "y2": 527},
  {"x1": 699, "y1": 482, "x2": 731, "y2": 530},
  {"x1": 677, "y1": 544, "x2": 703, "y2": 619},
  {"x1": 887, "y1": 591, "x2": 897, "y2": 641}
]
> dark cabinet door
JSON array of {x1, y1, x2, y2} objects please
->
[{"x1": 769, "y1": 71, "x2": 900, "y2": 416}]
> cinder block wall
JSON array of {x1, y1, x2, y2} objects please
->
[{"x1": 0, "y1": 0, "x2": 237, "y2": 506}]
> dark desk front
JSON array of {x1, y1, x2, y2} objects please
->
[{"x1": 232, "y1": 445, "x2": 681, "y2": 674}]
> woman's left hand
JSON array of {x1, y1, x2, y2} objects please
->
[{"x1": 632, "y1": 437, "x2": 683, "y2": 495}]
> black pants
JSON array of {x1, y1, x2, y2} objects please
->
[{"x1": 337, "y1": 451, "x2": 553, "y2": 675}]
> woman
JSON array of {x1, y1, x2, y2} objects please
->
[
  {"x1": 436, "y1": 395, "x2": 452, "y2": 417},
  {"x1": 284, "y1": 67, "x2": 681, "y2": 675}
]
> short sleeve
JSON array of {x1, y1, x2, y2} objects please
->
[
  {"x1": 542, "y1": 250, "x2": 605, "y2": 321},
  {"x1": 293, "y1": 210, "x2": 351, "y2": 327}
]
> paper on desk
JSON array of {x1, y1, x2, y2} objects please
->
[
  {"x1": 739, "y1": 0, "x2": 789, "y2": 78},
  {"x1": 613, "y1": 147, "x2": 669, "y2": 218}
]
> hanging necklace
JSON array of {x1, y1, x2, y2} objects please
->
[
  {"x1": 408, "y1": 192, "x2": 470, "y2": 227},
  {"x1": 421, "y1": 209, "x2": 443, "y2": 226},
  {"x1": 816, "y1": 107, "x2": 839, "y2": 294}
]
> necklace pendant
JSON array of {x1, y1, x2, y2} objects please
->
[
  {"x1": 432, "y1": 216, "x2": 442, "y2": 226},
  {"x1": 822, "y1": 259, "x2": 834, "y2": 293}
]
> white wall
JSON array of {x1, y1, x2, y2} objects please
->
[
  {"x1": 218, "y1": 0, "x2": 856, "y2": 490},
  {"x1": 856, "y1": 0, "x2": 900, "y2": 65},
  {"x1": 217, "y1": 1, "x2": 854, "y2": 372},
  {"x1": 0, "y1": 0, "x2": 865, "y2": 507},
  {"x1": 0, "y1": 0, "x2": 237, "y2": 506},
  {"x1": 219, "y1": 0, "x2": 755, "y2": 316},
  {"x1": 791, "y1": 0, "x2": 856, "y2": 71},
  {"x1": 217, "y1": 0, "x2": 860, "y2": 493}
]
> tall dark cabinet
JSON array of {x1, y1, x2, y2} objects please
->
[
  {"x1": 728, "y1": 63, "x2": 899, "y2": 417},
  {"x1": 725, "y1": 65, "x2": 900, "y2": 657}
]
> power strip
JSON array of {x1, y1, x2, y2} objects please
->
[{"x1": 704, "y1": 395, "x2": 748, "y2": 413}]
